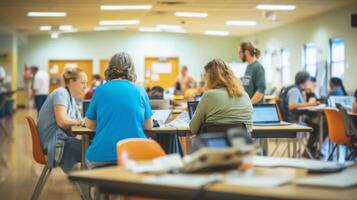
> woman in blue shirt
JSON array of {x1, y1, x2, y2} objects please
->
[
  {"x1": 85, "y1": 52, "x2": 153, "y2": 168},
  {"x1": 328, "y1": 77, "x2": 347, "y2": 96}
]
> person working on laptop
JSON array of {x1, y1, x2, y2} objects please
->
[
  {"x1": 85, "y1": 52, "x2": 153, "y2": 168},
  {"x1": 239, "y1": 42, "x2": 266, "y2": 104},
  {"x1": 189, "y1": 59, "x2": 253, "y2": 134},
  {"x1": 285, "y1": 71, "x2": 320, "y2": 157},
  {"x1": 37, "y1": 67, "x2": 87, "y2": 172},
  {"x1": 328, "y1": 77, "x2": 347, "y2": 97}
]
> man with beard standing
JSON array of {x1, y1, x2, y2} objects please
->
[{"x1": 239, "y1": 42, "x2": 266, "y2": 104}]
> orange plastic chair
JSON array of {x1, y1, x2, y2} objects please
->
[
  {"x1": 26, "y1": 116, "x2": 52, "y2": 200},
  {"x1": 117, "y1": 138, "x2": 166, "y2": 200},
  {"x1": 324, "y1": 108, "x2": 351, "y2": 160},
  {"x1": 117, "y1": 138, "x2": 166, "y2": 166}
]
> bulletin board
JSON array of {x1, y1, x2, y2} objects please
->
[
  {"x1": 48, "y1": 60, "x2": 93, "y2": 92},
  {"x1": 144, "y1": 57, "x2": 179, "y2": 89}
]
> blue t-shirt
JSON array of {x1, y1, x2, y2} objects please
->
[
  {"x1": 85, "y1": 80, "x2": 153, "y2": 162},
  {"x1": 329, "y1": 87, "x2": 345, "y2": 96}
]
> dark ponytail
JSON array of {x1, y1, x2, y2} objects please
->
[
  {"x1": 330, "y1": 77, "x2": 347, "y2": 95},
  {"x1": 240, "y1": 42, "x2": 261, "y2": 59}
]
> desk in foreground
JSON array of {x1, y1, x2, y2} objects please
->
[{"x1": 69, "y1": 166, "x2": 357, "y2": 200}]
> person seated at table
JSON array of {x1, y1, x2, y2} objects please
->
[
  {"x1": 84, "y1": 74, "x2": 102, "y2": 100},
  {"x1": 189, "y1": 59, "x2": 253, "y2": 134},
  {"x1": 37, "y1": 67, "x2": 87, "y2": 172},
  {"x1": 328, "y1": 77, "x2": 347, "y2": 96},
  {"x1": 148, "y1": 86, "x2": 164, "y2": 99},
  {"x1": 85, "y1": 52, "x2": 153, "y2": 168},
  {"x1": 285, "y1": 71, "x2": 320, "y2": 157}
]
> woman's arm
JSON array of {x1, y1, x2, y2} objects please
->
[
  {"x1": 54, "y1": 105, "x2": 80, "y2": 129},
  {"x1": 85, "y1": 118, "x2": 96, "y2": 130}
]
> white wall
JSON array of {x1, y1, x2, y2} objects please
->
[
  {"x1": 18, "y1": 31, "x2": 241, "y2": 86},
  {"x1": 241, "y1": 3, "x2": 357, "y2": 91}
]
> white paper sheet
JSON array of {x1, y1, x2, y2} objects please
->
[
  {"x1": 152, "y1": 63, "x2": 172, "y2": 74},
  {"x1": 225, "y1": 176, "x2": 290, "y2": 187}
]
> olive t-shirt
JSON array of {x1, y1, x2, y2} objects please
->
[{"x1": 241, "y1": 60, "x2": 266, "y2": 104}]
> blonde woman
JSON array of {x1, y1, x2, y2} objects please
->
[
  {"x1": 189, "y1": 59, "x2": 253, "y2": 134},
  {"x1": 37, "y1": 67, "x2": 87, "y2": 172}
]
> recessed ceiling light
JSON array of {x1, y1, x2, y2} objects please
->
[
  {"x1": 175, "y1": 12, "x2": 208, "y2": 18},
  {"x1": 225, "y1": 20, "x2": 257, "y2": 26},
  {"x1": 93, "y1": 27, "x2": 126, "y2": 31},
  {"x1": 99, "y1": 20, "x2": 140, "y2": 25},
  {"x1": 256, "y1": 4, "x2": 296, "y2": 11},
  {"x1": 139, "y1": 27, "x2": 162, "y2": 32},
  {"x1": 204, "y1": 30, "x2": 229, "y2": 36},
  {"x1": 63, "y1": 29, "x2": 78, "y2": 33},
  {"x1": 59, "y1": 25, "x2": 73, "y2": 31},
  {"x1": 40, "y1": 26, "x2": 51, "y2": 31},
  {"x1": 156, "y1": 24, "x2": 182, "y2": 30},
  {"x1": 50, "y1": 32, "x2": 60, "y2": 39},
  {"x1": 165, "y1": 29, "x2": 186, "y2": 33},
  {"x1": 27, "y1": 12, "x2": 66, "y2": 17},
  {"x1": 100, "y1": 5, "x2": 152, "y2": 10}
]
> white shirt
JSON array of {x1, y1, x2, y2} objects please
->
[
  {"x1": 33, "y1": 70, "x2": 49, "y2": 95},
  {"x1": 0, "y1": 66, "x2": 5, "y2": 80}
]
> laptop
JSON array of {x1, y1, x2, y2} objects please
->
[
  {"x1": 252, "y1": 104, "x2": 290, "y2": 126},
  {"x1": 187, "y1": 101, "x2": 199, "y2": 120},
  {"x1": 82, "y1": 100, "x2": 91, "y2": 117},
  {"x1": 328, "y1": 96, "x2": 353, "y2": 111},
  {"x1": 150, "y1": 99, "x2": 170, "y2": 110}
]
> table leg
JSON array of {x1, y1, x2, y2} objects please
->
[
  {"x1": 81, "y1": 135, "x2": 90, "y2": 169},
  {"x1": 293, "y1": 138, "x2": 297, "y2": 158},
  {"x1": 185, "y1": 134, "x2": 190, "y2": 154},
  {"x1": 319, "y1": 114, "x2": 324, "y2": 157}
]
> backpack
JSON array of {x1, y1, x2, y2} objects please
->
[{"x1": 278, "y1": 85, "x2": 297, "y2": 121}]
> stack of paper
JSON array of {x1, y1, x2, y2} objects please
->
[{"x1": 167, "y1": 112, "x2": 190, "y2": 128}]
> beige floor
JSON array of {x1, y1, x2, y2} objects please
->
[
  {"x1": 0, "y1": 108, "x2": 297, "y2": 200},
  {"x1": 0, "y1": 108, "x2": 80, "y2": 200}
]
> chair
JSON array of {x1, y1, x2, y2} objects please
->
[
  {"x1": 323, "y1": 108, "x2": 352, "y2": 161},
  {"x1": 117, "y1": 138, "x2": 166, "y2": 165},
  {"x1": 25, "y1": 116, "x2": 51, "y2": 200},
  {"x1": 117, "y1": 139, "x2": 166, "y2": 200},
  {"x1": 336, "y1": 104, "x2": 357, "y2": 160},
  {"x1": 0, "y1": 95, "x2": 8, "y2": 136}
]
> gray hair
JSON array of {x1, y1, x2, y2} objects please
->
[{"x1": 105, "y1": 52, "x2": 137, "y2": 82}]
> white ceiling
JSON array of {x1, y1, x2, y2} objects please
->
[{"x1": 0, "y1": 0, "x2": 356, "y2": 36}]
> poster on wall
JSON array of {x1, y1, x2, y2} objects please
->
[{"x1": 152, "y1": 62, "x2": 172, "y2": 74}]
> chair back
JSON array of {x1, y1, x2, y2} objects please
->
[
  {"x1": 323, "y1": 108, "x2": 350, "y2": 145},
  {"x1": 336, "y1": 103, "x2": 357, "y2": 137},
  {"x1": 117, "y1": 138, "x2": 166, "y2": 166},
  {"x1": 25, "y1": 116, "x2": 47, "y2": 165},
  {"x1": 198, "y1": 122, "x2": 246, "y2": 135}
]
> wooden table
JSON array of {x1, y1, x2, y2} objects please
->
[{"x1": 69, "y1": 166, "x2": 357, "y2": 200}]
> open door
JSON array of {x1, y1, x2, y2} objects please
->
[{"x1": 144, "y1": 57, "x2": 179, "y2": 89}]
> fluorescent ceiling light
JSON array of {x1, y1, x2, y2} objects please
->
[
  {"x1": 59, "y1": 25, "x2": 73, "y2": 31},
  {"x1": 99, "y1": 20, "x2": 140, "y2": 25},
  {"x1": 63, "y1": 29, "x2": 78, "y2": 33},
  {"x1": 101, "y1": 5, "x2": 152, "y2": 10},
  {"x1": 175, "y1": 12, "x2": 208, "y2": 18},
  {"x1": 93, "y1": 26, "x2": 126, "y2": 31},
  {"x1": 156, "y1": 24, "x2": 182, "y2": 30},
  {"x1": 50, "y1": 32, "x2": 60, "y2": 39},
  {"x1": 225, "y1": 20, "x2": 257, "y2": 26},
  {"x1": 256, "y1": 4, "x2": 296, "y2": 11},
  {"x1": 204, "y1": 30, "x2": 229, "y2": 36},
  {"x1": 139, "y1": 27, "x2": 162, "y2": 32},
  {"x1": 165, "y1": 29, "x2": 186, "y2": 33},
  {"x1": 40, "y1": 26, "x2": 51, "y2": 31},
  {"x1": 28, "y1": 12, "x2": 66, "y2": 17}
]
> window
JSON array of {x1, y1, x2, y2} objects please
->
[
  {"x1": 304, "y1": 43, "x2": 317, "y2": 77},
  {"x1": 330, "y1": 38, "x2": 345, "y2": 78},
  {"x1": 263, "y1": 51, "x2": 273, "y2": 83},
  {"x1": 281, "y1": 48, "x2": 291, "y2": 84}
]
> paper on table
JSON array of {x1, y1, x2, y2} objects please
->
[
  {"x1": 167, "y1": 112, "x2": 190, "y2": 128},
  {"x1": 295, "y1": 168, "x2": 357, "y2": 188},
  {"x1": 225, "y1": 176, "x2": 290, "y2": 187},
  {"x1": 124, "y1": 154, "x2": 183, "y2": 173},
  {"x1": 252, "y1": 156, "x2": 354, "y2": 170},
  {"x1": 143, "y1": 174, "x2": 223, "y2": 187},
  {"x1": 152, "y1": 110, "x2": 172, "y2": 127}
]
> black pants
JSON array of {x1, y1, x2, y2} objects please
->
[{"x1": 34, "y1": 95, "x2": 47, "y2": 114}]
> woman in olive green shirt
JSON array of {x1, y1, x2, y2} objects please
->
[{"x1": 189, "y1": 59, "x2": 253, "y2": 134}]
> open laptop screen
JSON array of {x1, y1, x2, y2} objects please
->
[
  {"x1": 82, "y1": 100, "x2": 91, "y2": 117},
  {"x1": 187, "y1": 101, "x2": 199, "y2": 120},
  {"x1": 252, "y1": 104, "x2": 280, "y2": 123}
]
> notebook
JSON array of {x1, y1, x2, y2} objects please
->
[{"x1": 252, "y1": 104, "x2": 290, "y2": 126}]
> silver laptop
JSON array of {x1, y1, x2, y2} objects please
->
[
  {"x1": 253, "y1": 104, "x2": 290, "y2": 126},
  {"x1": 328, "y1": 96, "x2": 353, "y2": 111}
]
